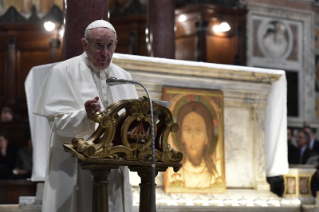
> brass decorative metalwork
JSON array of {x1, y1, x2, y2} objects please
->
[{"x1": 63, "y1": 97, "x2": 183, "y2": 163}]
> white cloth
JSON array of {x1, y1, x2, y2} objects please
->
[
  {"x1": 264, "y1": 73, "x2": 288, "y2": 177},
  {"x1": 30, "y1": 52, "x2": 138, "y2": 212},
  {"x1": 25, "y1": 62, "x2": 59, "y2": 181},
  {"x1": 90, "y1": 62, "x2": 113, "y2": 108}
]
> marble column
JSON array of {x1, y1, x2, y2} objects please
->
[
  {"x1": 147, "y1": 0, "x2": 175, "y2": 59},
  {"x1": 63, "y1": 0, "x2": 109, "y2": 60}
]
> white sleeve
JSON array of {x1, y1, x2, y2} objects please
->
[{"x1": 47, "y1": 108, "x2": 95, "y2": 137}]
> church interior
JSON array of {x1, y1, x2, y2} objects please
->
[{"x1": 1, "y1": 0, "x2": 319, "y2": 211}]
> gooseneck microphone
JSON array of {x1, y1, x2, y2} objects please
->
[
  {"x1": 105, "y1": 77, "x2": 134, "y2": 86},
  {"x1": 106, "y1": 77, "x2": 156, "y2": 212}
]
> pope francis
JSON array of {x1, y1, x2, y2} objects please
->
[{"x1": 33, "y1": 20, "x2": 138, "y2": 212}]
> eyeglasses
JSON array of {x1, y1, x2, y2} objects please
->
[{"x1": 86, "y1": 38, "x2": 115, "y2": 52}]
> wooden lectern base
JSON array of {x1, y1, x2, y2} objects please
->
[{"x1": 80, "y1": 158, "x2": 181, "y2": 212}]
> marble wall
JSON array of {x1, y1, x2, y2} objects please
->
[
  {"x1": 245, "y1": 0, "x2": 316, "y2": 128},
  {"x1": 112, "y1": 54, "x2": 282, "y2": 191}
]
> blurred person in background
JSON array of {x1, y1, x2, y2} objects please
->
[
  {"x1": 287, "y1": 128, "x2": 299, "y2": 164},
  {"x1": 0, "y1": 133, "x2": 16, "y2": 179},
  {"x1": 295, "y1": 130, "x2": 317, "y2": 164},
  {"x1": 12, "y1": 135, "x2": 33, "y2": 179},
  {"x1": 1, "y1": 107, "x2": 13, "y2": 122},
  {"x1": 304, "y1": 126, "x2": 319, "y2": 153},
  {"x1": 0, "y1": 106, "x2": 20, "y2": 122}
]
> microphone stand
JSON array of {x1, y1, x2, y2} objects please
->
[{"x1": 106, "y1": 77, "x2": 156, "y2": 212}]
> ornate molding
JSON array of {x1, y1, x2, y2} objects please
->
[
  {"x1": 27, "y1": 5, "x2": 41, "y2": 23},
  {"x1": 0, "y1": 7, "x2": 27, "y2": 23},
  {"x1": 42, "y1": 5, "x2": 63, "y2": 23},
  {"x1": 0, "y1": 5, "x2": 63, "y2": 24},
  {"x1": 63, "y1": 97, "x2": 183, "y2": 163},
  {"x1": 246, "y1": 1, "x2": 316, "y2": 125},
  {"x1": 112, "y1": 56, "x2": 282, "y2": 83}
]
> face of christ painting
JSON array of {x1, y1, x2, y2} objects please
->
[
  {"x1": 163, "y1": 88, "x2": 225, "y2": 193},
  {"x1": 173, "y1": 101, "x2": 218, "y2": 189}
]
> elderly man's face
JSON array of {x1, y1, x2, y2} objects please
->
[{"x1": 82, "y1": 28, "x2": 117, "y2": 70}]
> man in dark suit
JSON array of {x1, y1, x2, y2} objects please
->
[
  {"x1": 295, "y1": 130, "x2": 318, "y2": 164},
  {"x1": 287, "y1": 128, "x2": 299, "y2": 164},
  {"x1": 304, "y1": 126, "x2": 319, "y2": 154}
]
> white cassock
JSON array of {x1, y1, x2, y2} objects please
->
[{"x1": 33, "y1": 52, "x2": 138, "y2": 212}]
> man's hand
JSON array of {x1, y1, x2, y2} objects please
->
[{"x1": 85, "y1": 97, "x2": 101, "y2": 120}]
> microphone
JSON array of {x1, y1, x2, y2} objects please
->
[
  {"x1": 106, "y1": 77, "x2": 156, "y2": 212},
  {"x1": 105, "y1": 77, "x2": 135, "y2": 86}
]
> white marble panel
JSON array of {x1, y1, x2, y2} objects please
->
[{"x1": 224, "y1": 106, "x2": 254, "y2": 188}]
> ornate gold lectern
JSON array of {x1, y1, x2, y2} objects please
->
[{"x1": 63, "y1": 97, "x2": 182, "y2": 212}]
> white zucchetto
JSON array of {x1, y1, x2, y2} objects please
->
[{"x1": 86, "y1": 20, "x2": 116, "y2": 33}]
